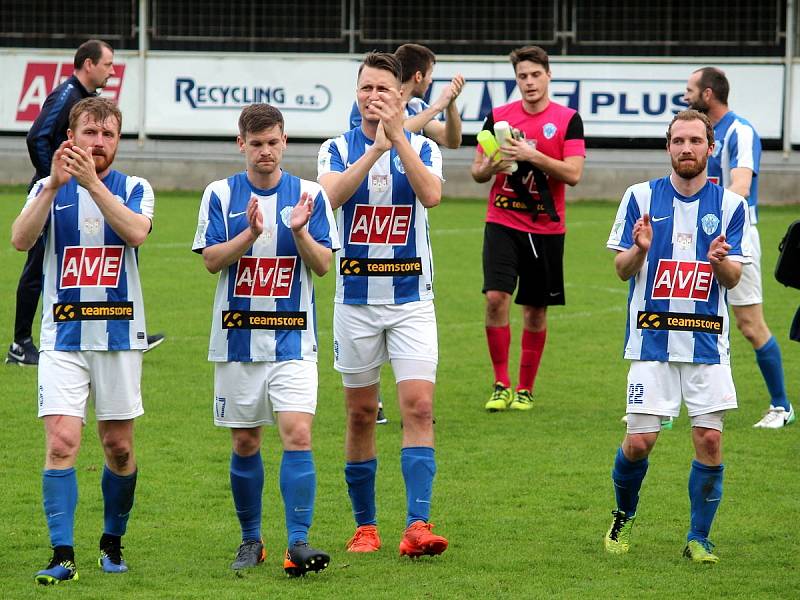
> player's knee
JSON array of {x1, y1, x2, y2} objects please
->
[
  {"x1": 623, "y1": 433, "x2": 655, "y2": 459},
  {"x1": 735, "y1": 317, "x2": 756, "y2": 341},
  {"x1": 347, "y1": 403, "x2": 378, "y2": 430},
  {"x1": 279, "y1": 420, "x2": 312, "y2": 450},
  {"x1": 692, "y1": 426, "x2": 722, "y2": 456},
  {"x1": 102, "y1": 436, "x2": 133, "y2": 470},
  {"x1": 232, "y1": 429, "x2": 261, "y2": 456},
  {"x1": 485, "y1": 291, "x2": 509, "y2": 317},
  {"x1": 401, "y1": 394, "x2": 433, "y2": 424},
  {"x1": 522, "y1": 306, "x2": 547, "y2": 330},
  {"x1": 46, "y1": 429, "x2": 80, "y2": 463}
]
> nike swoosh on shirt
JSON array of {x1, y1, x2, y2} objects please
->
[
  {"x1": 651, "y1": 215, "x2": 671, "y2": 222},
  {"x1": 228, "y1": 211, "x2": 246, "y2": 218},
  {"x1": 55, "y1": 204, "x2": 75, "y2": 211}
]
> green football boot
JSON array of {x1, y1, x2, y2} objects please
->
[
  {"x1": 485, "y1": 383, "x2": 512, "y2": 412},
  {"x1": 604, "y1": 510, "x2": 635, "y2": 554}
]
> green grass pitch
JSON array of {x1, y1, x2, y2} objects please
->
[{"x1": 0, "y1": 185, "x2": 798, "y2": 599}]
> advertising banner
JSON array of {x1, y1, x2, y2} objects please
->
[
  {"x1": 0, "y1": 51, "x2": 139, "y2": 134},
  {"x1": 0, "y1": 51, "x2": 785, "y2": 141}
]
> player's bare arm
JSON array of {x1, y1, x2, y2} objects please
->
[
  {"x1": 614, "y1": 214, "x2": 652, "y2": 281},
  {"x1": 11, "y1": 141, "x2": 73, "y2": 251},
  {"x1": 708, "y1": 233, "x2": 743, "y2": 288},
  {"x1": 502, "y1": 137, "x2": 584, "y2": 186},
  {"x1": 290, "y1": 191, "x2": 332, "y2": 277},
  {"x1": 202, "y1": 196, "x2": 262, "y2": 274},
  {"x1": 420, "y1": 74, "x2": 465, "y2": 149},
  {"x1": 65, "y1": 144, "x2": 152, "y2": 247},
  {"x1": 470, "y1": 148, "x2": 515, "y2": 183},
  {"x1": 319, "y1": 127, "x2": 391, "y2": 210},
  {"x1": 376, "y1": 89, "x2": 441, "y2": 207},
  {"x1": 727, "y1": 167, "x2": 753, "y2": 199},
  {"x1": 403, "y1": 77, "x2": 460, "y2": 135}
]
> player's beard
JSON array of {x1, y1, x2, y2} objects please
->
[
  {"x1": 672, "y1": 153, "x2": 708, "y2": 179},
  {"x1": 92, "y1": 147, "x2": 116, "y2": 173},
  {"x1": 687, "y1": 97, "x2": 709, "y2": 113}
]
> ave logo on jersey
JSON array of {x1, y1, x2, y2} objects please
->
[
  {"x1": 16, "y1": 62, "x2": 126, "y2": 122},
  {"x1": 651, "y1": 259, "x2": 713, "y2": 301},
  {"x1": 348, "y1": 204, "x2": 412, "y2": 245},
  {"x1": 234, "y1": 256, "x2": 296, "y2": 297},
  {"x1": 60, "y1": 246, "x2": 124, "y2": 288}
]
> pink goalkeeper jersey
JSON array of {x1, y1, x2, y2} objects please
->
[{"x1": 479, "y1": 100, "x2": 585, "y2": 235}]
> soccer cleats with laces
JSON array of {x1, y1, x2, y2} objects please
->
[
  {"x1": 753, "y1": 405, "x2": 796, "y2": 429},
  {"x1": 346, "y1": 525, "x2": 381, "y2": 552},
  {"x1": 399, "y1": 521, "x2": 448, "y2": 558},
  {"x1": 683, "y1": 539, "x2": 719, "y2": 564},
  {"x1": 230, "y1": 539, "x2": 265, "y2": 570},
  {"x1": 35, "y1": 549, "x2": 78, "y2": 585},
  {"x1": 98, "y1": 535, "x2": 128, "y2": 573},
  {"x1": 283, "y1": 541, "x2": 330, "y2": 577},
  {"x1": 604, "y1": 510, "x2": 635, "y2": 554},
  {"x1": 510, "y1": 389, "x2": 534, "y2": 411},
  {"x1": 485, "y1": 383, "x2": 513, "y2": 411}
]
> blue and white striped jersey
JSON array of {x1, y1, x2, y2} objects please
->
[
  {"x1": 26, "y1": 172, "x2": 154, "y2": 351},
  {"x1": 192, "y1": 171, "x2": 339, "y2": 363},
  {"x1": 348, "y1": 97, "x2": 429, "y2": 130},
  {"x1": 708, "y1": 111, "x2": 761, "y2": 224},
  {"x1": 607, "y1": 176, "x2": 751, "y2": 365},
  {"x1": 318, "y1": 127, "x2": 442, "y2": 305}
]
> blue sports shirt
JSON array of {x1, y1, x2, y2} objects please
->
[{"x1": 607, "y1": 176, "x2": 751, "y2": 365}]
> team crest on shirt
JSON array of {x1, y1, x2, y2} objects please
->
[
  {"x1": 371, "y1": 174, "x2": 391, "y2": 192},
  {"x1": 83, "y1": 218, "x2": 101, "y2": 235},
  {"x1": 701, "y1": 214, "x2": 720, "y2": 236},
  {"x1": 262, "y1": 224, "x2": 276, "y2": 241},
  {"x1": 543, "y1": 123, "x2": 557, "y2": 139},
  {"x1": 393, "y1": 155, "x2": 406, "y2": 174},
  {"x1": 280, "y1": 206, "x2": 293, "y2": 229},
  {"x1": 676, "y1": 232, "x2": 694, "y2": 250}
]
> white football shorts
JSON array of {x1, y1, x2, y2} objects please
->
[
  {"x1": 38, "y1": 350, "x2": 144, "y2": 421},
  {"x1": 213, "y1": 359, "x2": 317, "y2": 428},
  {"x1": 625, "y1": 360, "x2": 737, "y2": 418},
  {"x1": 333, "y1": 300, "x2": 438, "y2": 375},
  {"x1": 728, "y1": 225, "x2": 762, "y2": 306}
]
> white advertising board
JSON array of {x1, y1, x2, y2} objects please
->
[
  {"x1": 0, "y1": 50, "x2": 140, "y2": 134},
  {"x1": 0, "y1": 51, "x2": 785, "y2": 141}
]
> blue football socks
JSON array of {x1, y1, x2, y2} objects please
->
[
  {"x1": 612, "y1": 447, "x2": 649, "y2": 517},
  {"x1": 279, "y1": 450, "x2": 315, "y2": 546},
  {"x1": 688, "y1": 460, "x2": 724, "y2": 542},
  {"x1": 345, "y1": 458, "x2": 377, "y2": 526},
  {"x1": 43, "y1": 467, "x2": 78, "y2": 548},
  {"x1": 755, "y1": 336, "x2": 790, "y2": 410},
  {"x1": 400, "y1": 447, "x2": 436, "y2": 527},
  {"x1": 101, "y1": 465, "x2": 137, "y2": 536},
  {"x1": 230, "y1": 451, "x2": 264, "y2": 542}
]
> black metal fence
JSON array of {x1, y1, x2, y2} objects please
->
[{"x1": 0, "y1": 0, "x2": 794, "y2": 57}]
